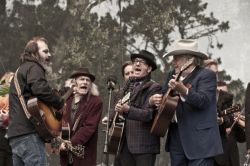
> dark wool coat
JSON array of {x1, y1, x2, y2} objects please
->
[
  {"x1": 165, "y1": 68, "x2": 223, "y2": 159},
  {"x1": 60, "y1": 94, "x2": 103, "y2": 166},
  {"x1": 8, "y1": 59, "x2": 64, "y2": 139},
  {"x1": 122, "y1": 80, "x2": 162, "y2": 154}
]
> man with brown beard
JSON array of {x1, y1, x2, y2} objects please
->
[
  {"x1": 60, "y1": 67, "x2": 103, "y2": 166},
  {"x1": 7, "y1": 37, "x2": 65, "y2": 166}
]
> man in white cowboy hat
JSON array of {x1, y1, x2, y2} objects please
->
[{"x1": 150, "y1": 39, "x2": 223, "y2": 165}]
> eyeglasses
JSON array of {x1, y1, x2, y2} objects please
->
[{"x1": 132, "y1": 59, "x2": 147, "y2": 65}]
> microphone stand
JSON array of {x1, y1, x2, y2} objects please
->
[{"x1": 103, "y1": 81, "x2": 115, "y2": 166}]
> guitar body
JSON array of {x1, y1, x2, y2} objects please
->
[
  {"x1": 108, "y1": 118, "x2": 124, "y2": 154},
  {"x1": 107, "y1": 92, "x2": 129, "y2": 154},
  {"x1": 27, "y1": 88, "x2": 73, "y2": 142},
  {"x1": 46, "y1": 122, "x2": 70, "y2": 154},
  {"x1": 151, "y1": 95, "x2": 179, "y2": 137},
  {"x1": 27, "y1": 98, "x2": 61, "y2": 141}
]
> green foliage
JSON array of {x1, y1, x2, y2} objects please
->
[{"x1": 0, "y1": 85, "x2": 9, "y2": 96}]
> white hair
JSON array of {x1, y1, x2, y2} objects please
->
[{"x1": 90, "y1": 83, "x2": 99, "y2": 96}]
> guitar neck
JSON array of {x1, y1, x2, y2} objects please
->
[
  {"x1": 219, "y1": 104, "x2": 241, "y2": 117},
  {"x1": 56, "y1": 137, "x2": 84, "y2": 157},
  {"x1": 62, "y1": 88, "x2": 74, "y2": 101}
]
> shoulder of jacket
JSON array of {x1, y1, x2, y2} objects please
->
[
  {"x1": 23, "y1": 61, "x2": 45, "y2": 71},
  {"x1": 89, "y1": 95, "x2": 103, "y2": 103}
]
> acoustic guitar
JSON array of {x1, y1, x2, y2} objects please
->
[
  {"x1": 150, "y1": 58, "x2": 194, "y2": 137},
  {"x1": 108, "y1": 92, "x2": 130, "y2": 155},
  {"x1": 56, "y1": 136, "x2": 85, "y2": 158},
  {"x1": 27, "y1": 87, "x2": 73, "y2": 142},
  {"x1": 48, "y1": 123, "x2": 85, "y2": 159}
]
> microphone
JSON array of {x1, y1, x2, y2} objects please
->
[{"x1": 107, "y1": 75, "x2": 117, "y2": 90}]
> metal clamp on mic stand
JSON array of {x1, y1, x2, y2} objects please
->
[{"x1": 103, "y1": 75, "x2": 117, "y2": 166}]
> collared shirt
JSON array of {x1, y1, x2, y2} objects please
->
[{"x1": 172, "y1": 66, "x2": 196, "y2": 123}]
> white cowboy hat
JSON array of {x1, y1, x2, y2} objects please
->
[{"x1": 163, "y1": 39, "x2": 208, "y2": 59}]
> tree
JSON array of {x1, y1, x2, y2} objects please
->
[
  {"x1": 0, "y1": 0, "x2": 245, "y2": 165},
  {"x1": 120, "y1": 0, "x2": 229, "y2": 64}
]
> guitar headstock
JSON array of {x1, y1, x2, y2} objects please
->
[
  {"x1": 180, "y1": 57, "x2": 194, "y2": 72},
  {"x1": 220, "y1": 104, "x2": 241, "y2": 117},
  {"x1": 121, "y1": 92, "x2": 130, "y2": 104},
  {"x1": 175, "y1": 57, "x2": 194, "y2": 81},
  {"x1": 69, "y1": 144, "x2": 85, "y2": 158}
]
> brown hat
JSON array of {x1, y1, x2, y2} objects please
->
[
  {"x1": 70, "y1": 67, "x2": 95, "y2": 82},
  {"x1": 131, "y1": 50, "x2": 157, "y2": 71},
  {"x1": 163, "y1": 39, "x2": 208, "y2": 60}
]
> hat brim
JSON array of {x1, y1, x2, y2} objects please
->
[
  {"x1": 163, "y1": 50, "x2": 208, "y2": 60},
  {"x1": 131, "y1": 54, "x2": 157, "y2": 71},
  {"x1": 70, "y1": 73, "x2": 95, "y2": 82}
]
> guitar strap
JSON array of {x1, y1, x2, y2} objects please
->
[
  {"x1": 72, "y1": 112, "x2": 83, "y2": 133},
  {"x1": 182, "y1": 66, "x2": 201, "y2": 85},
  {"x1": 13, "y1": 68, "x2": 32, "y2": 119}
]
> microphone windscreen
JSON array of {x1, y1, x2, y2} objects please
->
[{"x1": 107, "y1": 75, "x2": 117, "y2": 84}]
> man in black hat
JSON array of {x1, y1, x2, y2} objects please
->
[
  {"x1": 150, "y1": 39, "x2": 223, "y2": 165},
  {"x1": 59, "y1": 67, "x2": 103, "y2": 166},
  {"x1": 115, "y1": 50, "x2": 161, "y2": 166}
]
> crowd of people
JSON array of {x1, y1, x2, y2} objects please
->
[{"x1": 0, "y1": 36, "x2": 249, "y2": 166}]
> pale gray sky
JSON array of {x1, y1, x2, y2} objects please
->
[
  {"x1": 92, "y1": 0, "x2": 250, "y2": 87},
  {"x1": 201, "y1": 0, "x2": 250, "y2": 87},
  {"x1": 6, "y1": 0, "x2": 249, "y2": 86}
]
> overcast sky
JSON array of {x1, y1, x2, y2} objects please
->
[
  {"x1": 92, "y1": 0, "x2": 250, "y2": 87},
  {"x1": 201, "y1": 0, "x2": 250, "y2": 87},
  {"x1": 6, "y1": 0, "x2": 250, "y2": 87}
]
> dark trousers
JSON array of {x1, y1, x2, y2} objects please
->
[
  {"x1": 0, "y1": 152, "x2": 12, "y2": 166},
  {"x1": 0, "y1": 129, "x2": 12, "y2": 166},
  {"x1": 120, "y1": 142, "x2": 156, "y2": 166},
  {"x1": 114, "y1": 154, "x2": 122, "y2": 166},
  {"x1": 169, "y1": 123, "x2": 214, "y2": 166}
]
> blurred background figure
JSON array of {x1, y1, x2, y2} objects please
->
[
  {"x1": 0, "y1": 71, "x2": 14, "y2": 166},
  {"x1": 245, "y1": 83, "x2": 250, "y2": 156},
  {"x1": 215, "y1": 81, "x2": 245, "y2": 166},
  {"x1": 204, "y1": 58, "x2": 219, "y2": 74}
]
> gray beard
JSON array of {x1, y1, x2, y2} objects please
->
[{"x1": 40, "y1": 61, "x2": 52, "y2": 74}]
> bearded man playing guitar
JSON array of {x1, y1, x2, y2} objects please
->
[
  {"x1": 150, "y1": 39, "x2": 223, "y2": 166},
  {"x1": 7, "y1": 37, "x2": 65, "y2": 166},
  {"x1": 59, "y1": 67, "x2": 103, "y2": 166}
]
